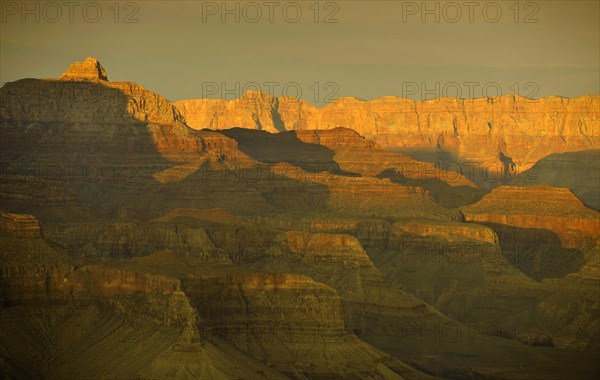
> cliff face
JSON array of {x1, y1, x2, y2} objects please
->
[
  {"x1": 60, "y1": 57, "x2": 109, "y2": 81},
  {"x1": 0, "y1": 225, "x2": 192, "y2": 329},
  {"x1": 187, "y1": 273, "x2": 344, "y2": 337},
  {"x1": 0, "y1": 212, "x2": 41, "y2": 237},
  {"x1": 461, "y1": 186, "x2": 600, "y2": 249},
  {"x1": 0, "y1": 57, "x2": 233, "y2": 165},
  {"x1": 216, "y1": 127, "x2": 484, "y2": 208},
  {"x1": 42, "y1": 221, "x2": 232, "y2": 262},
  {"x1": 183, "y1": 272, "x2": 426, "y2": 379},
  {"x1": 175, "y1": 93, "x2": 600, "y2": 172},
  {"x1": 295, "y1": 127, "x2": 474, "y2": 185},
  {"x1": 393, "y1": 219, "x2": 498, "y2": 244},
  {"x1": 275, "y1": 231, "x2": 375, "y2": 267},
  {"x1": 0, "y1": 79, "x2": 184, "y2": 127},
  {"x1": 512, "y1": 149, "x2": 600, "y2": 210}
]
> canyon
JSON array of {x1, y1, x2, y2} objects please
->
[
  {"x1": 0, "y1": 57, "x2": 598, "y2": 379},
  {"x1": 175, "y1": 91, "x2": 600, "y2": 185}
]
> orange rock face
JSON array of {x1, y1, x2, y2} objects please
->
[
  {"x1": 65, "y1": 265, "x2": 182, "y2": 297},
  {"x1": 59, "y1": 57, "x2": 108, "y2": 81},
  {"x1": 175, "y1": 93, "x2": 600, "y2": 172},
  {"x1": 461, "y1": 186, "x2": 600, "y2": 249},
  {"x1": 0, "y1": 59, "x2": 249, "y2": 178},
  {"x1": 0, "y1": 213, "x2": 41, "y2": 237},
  {"x1": 393, "y1": 219, "x2": 498, "y2": 244},
  {"x1": 294, "y1": 127, "x2": 477, "y2": 187},
  {"x1": 277, "y1": 231, "x2": 374, "y2": 267}
]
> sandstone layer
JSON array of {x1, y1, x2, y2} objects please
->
[
  {"x1": 512, "y1": 149, "x2": 600, "y2": 210},
  {"x1": 175, "y1": 92, "x2": 600, "y2": 174},
  {"x1": 0, "y1": 212, "x2": 41, "y2": 237},
  {"x1": 59, "y1": 57, "x2": 108, "y2": 81},
  {"x1": 461, "y1": 186, "x2": 600, "y2": 249}
]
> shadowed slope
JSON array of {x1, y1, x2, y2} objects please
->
[{"x1": 512, "y1": 149, "x2": 600, "y2": 210}]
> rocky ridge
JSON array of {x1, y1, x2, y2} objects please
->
[
  {"x1": 461, "y1": 186, "x2": 600, "y2": 249},
  {"x1": 175, "y1": 92, "x2": 600, "y2": 175},
  {"x1": 59, "y1": 57, "x2": 108, "y2": 81}
]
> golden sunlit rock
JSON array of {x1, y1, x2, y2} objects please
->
[{"x1": 1, "y1": 56, "x2": 598, "y2": 380}]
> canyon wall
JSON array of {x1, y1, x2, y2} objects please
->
[
  {"x1": 461, "y1": 186, "x2": 600, "y2": 249},
  {"x1": 175, "y1": 92, "x2": 600, "y2": 172}
]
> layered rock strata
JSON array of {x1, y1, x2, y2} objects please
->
[
  {"x1": 461, "y1": 186, "x2": 600, "y2": 249},
  {"x1": 175, "y1": 92, "x2": 600, "y2": 172}
]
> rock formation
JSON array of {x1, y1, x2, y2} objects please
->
[
  {"x1": 0, "y1": 212, "x2": 41, "y2": 237},
  {"x1": 461, "y1": 186, "x2": 600, "y2": 249},
  {"x1": 512, "y1": 149, "x2": 600, "y2": 210},
  {"x1": 274, "y1": 231, "x2": 375, "y2": 267},
  {"x1": 393, "y1": 219, "x2": 498, "y2": 244},
  {"x1": 175, "y1": 92, "x2": 600, "y2": 177},
  {"x1": 59, "y1": 57, "x2": 108, "y2": 81}
]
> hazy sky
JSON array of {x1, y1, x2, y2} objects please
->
[{"x1": 1, "y1": 0, "x2": 598, "y2": 105}]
